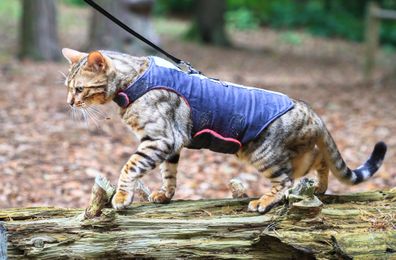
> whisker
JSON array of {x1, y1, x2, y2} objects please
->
[
  {"x1": 85, "y1": 108, "x2": 100, "y2": 128},
  {"x1": 88, "y1": 109, "x2": 102, "y2": 123},
  {"x1": 88, "y1": 108, "x2": 107, "y2": 121},
  {"x1": 84, "y1": 107, "x2": 97, "y2": 120},
  {"x1": 75, "y1": 107, "x2": 82, "y2": 122},
  {"x1": 81, "y1": 106, "x2": 106, "y2": 122},
  {"x1": 89, "y1": 106, "x2": 108, "y2": 119},
  {"x1": 68, "y1": 105, "x2": 76, "y2": 122},
  {"x1": 81, "y1": 108, "x2": 89, "y2": 127},
  {"x1": 68, "y1": 102, "x2": 108, "y2": 128},
  {"x1": 58, "y1": 71, "x2": 67, "y2": 79},
  {"x1": 73, "y1": 108, "x2": 77, "y2": 122},
  {"x1": 55, "y1": 80, "x2": 66, "y2": 85},
  {"x1": 56, "y1": 71, "x2": 68, "y2": 86}
]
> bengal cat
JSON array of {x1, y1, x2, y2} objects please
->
[{"x1": 62, "y1": 48, "x2": 387, "y2": 213}]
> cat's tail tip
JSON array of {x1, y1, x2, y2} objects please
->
[
  {"x1": 352, "y1": 141, "x2": 387, "y2": 184},
  {"x1": 371, "y1": 141, "x2": 387, "y2": 163}
]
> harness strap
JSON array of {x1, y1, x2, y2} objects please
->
[{"x1": 83, "y1": 0, "x2": 200, "y2": 74}]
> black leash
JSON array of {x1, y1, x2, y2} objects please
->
[{"x1": 83, "y1": 0, "x2": 200, "y2": 74}]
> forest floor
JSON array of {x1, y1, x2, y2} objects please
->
[{"x1": 0, "y1": 6, "x2": 395, "y2": 208}]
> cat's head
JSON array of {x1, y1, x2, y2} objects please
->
[{"x1": 62, "y1": 48, "x2": 114, "y2": 107}]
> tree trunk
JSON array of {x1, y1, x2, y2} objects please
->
[
  {"x1": 2, "y1": 188, "x2": 395, "y2": 259},
  {"x1": 19, "y1": 0, "x2": 60, "y2": 61},
  {"x1": 190, "y1": 0, "x2": 230, "y2": 46},
  {"x1": 88, "y1": 0, "x2": 159, "y2": 55}
]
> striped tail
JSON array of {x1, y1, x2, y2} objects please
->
[{"x1": 318, "y1": 128, "x2": 387, "y2": 185}]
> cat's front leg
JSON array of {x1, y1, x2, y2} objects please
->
[
  {"x1": 112, "y1": 140, "x2": 171, "y2": 210},
  {"x1": 149, "y1": 154, "x2": 179, "y2": 204}
]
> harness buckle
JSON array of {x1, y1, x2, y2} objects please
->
[{"x1": 178, "y1": 60, "x2": 201, "y2": 75}]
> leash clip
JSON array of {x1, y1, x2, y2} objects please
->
[{"x1": 178, "y1": 60, "x2": 201, "y2": 75}]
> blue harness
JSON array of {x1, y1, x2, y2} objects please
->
[{"x1": 114, "y1": 57, "x2": 294, "y2": 154}]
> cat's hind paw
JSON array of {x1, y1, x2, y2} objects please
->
[
  {"x1": 313, "y1": 184, "x2": 327, "y2": 195},
  {"x1": 247, "y1": 196, "x2": 279, "y2": 214},
  {"x1": 112, "y1": 190, "x2": 133, "y2": 210},
  {"x1": 149, "y1": 191, "x2": 172, "y2": 204}
]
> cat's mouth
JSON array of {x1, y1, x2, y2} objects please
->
[
  {"x1": 68, "y1": 98, "x2": 91, "y2": 108},
  {"x1": 69, "y1": 101, "x2": 84, "y2": 108},
  {"x1": 70, "y1": 98, "x2": 97, "y2": 108}
]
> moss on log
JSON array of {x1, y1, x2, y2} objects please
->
[{"x1": 1, "y1": 189, "x2": 395, "y2": 259}]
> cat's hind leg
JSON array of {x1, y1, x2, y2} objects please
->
[
  {"x1": 313, "y1": 156, "x2": 329, "y2": 194},
  {"x1": 291, "y1": 148, "x2": 329, "y2": 194},
  {"x1": 248, "y1": 162, "x2": 293, "y2": 213},
  {"x1": 149, "y1": 154, "x2": 179, "y2": 203}
]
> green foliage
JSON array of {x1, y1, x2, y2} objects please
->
[
  {"x1": 280, "y1": 32, "x2": 303, "y2": 45},
  {"x1": 62, "y1": 0, "x2": 85, "y2": 6},
  {"x1": 154, "y1": 0, "x2": 194, "y2": 15},
  {"x1": 226, "y1": 8, "x2": 258, "y2": 30},
  {"x1": 263, "y1": 1, "x2": 365, "y2": 41},
  {"x1": 381, "y1": 20, "x2": 396, "y2": 46},
  {"x1": 153, "y1": 0, "x2": 396, "y2": 46},
  {"x1": 0, "y1": 0, "x2": 21, "y2": 19}
]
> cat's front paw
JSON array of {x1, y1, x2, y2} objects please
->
[
  {"x1": 112, "y1": 190, "x2": 133, "y2": 210},
  {"x1": 149, "y1": 191, "x2": 172, "y2": 204}
]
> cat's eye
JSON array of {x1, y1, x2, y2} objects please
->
[{"x1": 75, "y1": 86, "x2": 84, "y2": 93}]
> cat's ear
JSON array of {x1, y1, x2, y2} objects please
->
[
  {"x1": 86, "y1": 51, "x2": 107, "y2": 73},
  {"x1": 62, "y1": 48, "x2": 87, "y2": 64}
]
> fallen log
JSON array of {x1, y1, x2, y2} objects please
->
[{"x1": 1, "y1": 178, "x2": 395, "y2": 259}]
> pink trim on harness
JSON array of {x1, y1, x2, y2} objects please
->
[
  {"x1": 116, "y1": 92, "x2": 130, "y2": 108},
  {"x1": 193, "y1": 129, "x2": 242, "y2": 147}
]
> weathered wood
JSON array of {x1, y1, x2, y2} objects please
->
[
  {"x1": 1, "y1": 186, "x2": 395, "y2": 259},
  {"x1": 363, "y1": 2, "x2": 396, "y2": 82},
  {"x1": 0, "y1": 222, "x2": 6, "y2": 260},
  {"x1": 373, "y1": 8, "x2": 396, "y2": 20}
]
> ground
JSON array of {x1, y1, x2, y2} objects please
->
[{"x1": 0, "y1": 6, "x2": 395, "y2": 208}]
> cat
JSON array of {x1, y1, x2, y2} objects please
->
[{"x1": 62, "y1": 48, "x2": 387, "y2": 213}]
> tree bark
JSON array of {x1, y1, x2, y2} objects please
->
[
  {"x1": 190, "y1": 0, "x2": 230, "y2": 46},
  {"x1": 19, "y1": 0, "x2": 60, "y2": 61},
  {"x1": 2, "y1": 188, "x2": 395, "y2": 259},
  {"x1": 88, "y1": 0, "x2": 159, "y2": 55}
]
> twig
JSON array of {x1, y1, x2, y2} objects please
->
[
  {"x1": 228, "y1": 178, "x2": 249, "y2": 198},
  {"x1": 84, "y1": 175, "x2": 115, "y2": 219},
  {"x1": 84, "y1": 175, "x2": 151, "y2": 219}
]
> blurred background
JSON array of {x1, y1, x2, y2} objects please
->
[{"x1": 0, "y1": 0, "x2": 395, "y2": 208}]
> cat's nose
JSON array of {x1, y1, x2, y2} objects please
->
[
  {"x1": 68, "y1": 98, "x2": 75, "y2": 106},
  {"x1": 67, "y1": 92, "x2": 75, "y2": 106}
]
